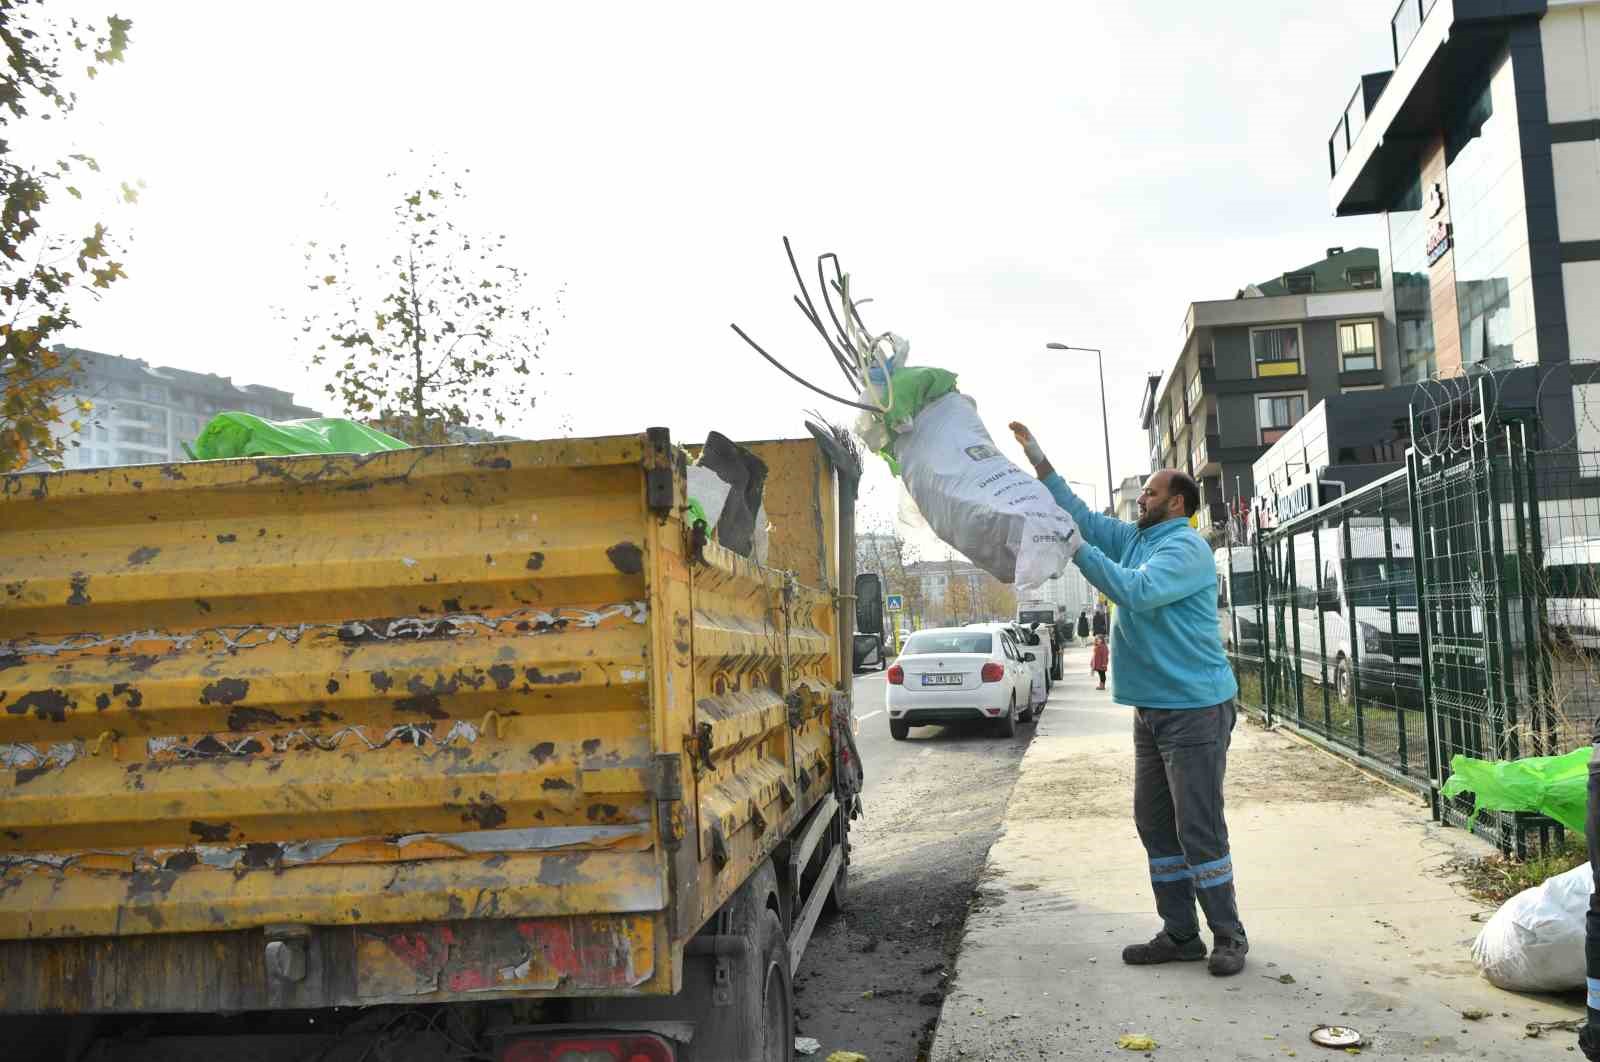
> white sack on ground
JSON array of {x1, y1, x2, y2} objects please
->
[
  {"x1": 1471, "y1": 861, "x2": 1592, "y2": 992},
  {"x1": 896, "y1": 392, "x2": 1079, "y2": 594}
]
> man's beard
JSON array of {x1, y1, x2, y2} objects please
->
[{"x1": 1136, "y1": 507, "x2": 1166, "y2": 531}]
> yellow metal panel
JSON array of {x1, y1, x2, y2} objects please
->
[
  {"x1": 682, "y1": 438, "x2": 845, "y2": 931},
  {"x1": 1256, "y1": 361, "x2": 1300, "y2": 378},
  {"x1": 1, "y1": 436, "x2": 669, "y2": 952}
]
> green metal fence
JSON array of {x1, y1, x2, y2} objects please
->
[
  {"x1": 1223, "y1": 470, "x2": 1428, "y2": 792},
  {"x1": 1223, "y1": 379, "x2": 1599, "y2": 855}
]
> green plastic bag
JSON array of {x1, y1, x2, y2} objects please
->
[
  {"x1": 873, "y1": 366, "x2": 960, "y2": 475},
  {"x1": 188, "y1": 413, "x2": 410, "y2": 460},
  {"x1": 880, "y1": 366, "x2": 959, "y2": 434},
  {"x1": 1439, "y1": 747, "x2": 1592, "y2": 833}
]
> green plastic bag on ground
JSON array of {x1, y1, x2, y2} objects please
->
[
  {"x1": 188, "y1": 413, "x2": 410, "y2": 460},
  {"x1": 1439, "y1": 747, "x2": 1592, "y2": 833}
]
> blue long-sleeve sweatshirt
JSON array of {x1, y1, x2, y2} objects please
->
[{"x1": 1042, "y1": 473, "x2": 1237, "y2": 710}]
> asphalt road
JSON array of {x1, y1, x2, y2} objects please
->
[{"x1": 791, "y1": 669, "x2": 1043, "y2": 1061}]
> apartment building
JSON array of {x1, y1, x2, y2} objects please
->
[
  {"x1": 51, "y1": 347, "x2": 321, "y2": 468},
  {"x1": 1143, "y1": 248, "x2": 1392, "y2": 539}
]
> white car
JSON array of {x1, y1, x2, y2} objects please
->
[
  {"x1": 886, "y1": 625, "x2": 1032, "y2": 740},
  {"x1": 1000, "y1": 622, "x2": 1050, "y2": 714}
]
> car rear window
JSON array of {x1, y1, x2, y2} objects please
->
[{"x1": 903, "y1": 632, "x2": 993, "y2": 655}]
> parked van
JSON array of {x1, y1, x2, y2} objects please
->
[
  {"x1": 1281, "y1": 522, "x2": 1421, "y2": 704},
  {"x1": 1544, "y1": 535, "x2": 1600, "y2": 650},
  {"x1": 1214, "y1": 547, "x2": 1262, "y2": 657}
]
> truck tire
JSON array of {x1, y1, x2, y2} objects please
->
[
  {"x1": 823, "y1": 814, "x2": 848, "y2": 917},
  {"x1": 689, "y1": 865, "x2": 794, "y2": 1062}
]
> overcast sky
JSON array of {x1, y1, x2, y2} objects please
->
[{"x1": 44, "y1": 0, "x2": 1394, "y2": 542}]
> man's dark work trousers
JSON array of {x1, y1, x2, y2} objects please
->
[{"x1": 1133, "y1": 700, "x2": 1244, "y2": 941}]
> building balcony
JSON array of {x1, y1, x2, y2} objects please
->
[
  {"x1": 1330, "y1": 0, "x2": 1539, "y2": 215},
  {"x1": 1329, "y1": 74, "x2": 1385, "y2": 177},
  {"x1": 1189, "y1": 433, "x2": 1221, "y2": 478},
  {"x1": 1391, "y1": 0, "x2": 1440, "y2": 65}
]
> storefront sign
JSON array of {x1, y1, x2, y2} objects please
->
[
  {"x1": 1425, "y1": 182, "x2": 1452, "y2": 264},
  {"x1": 1426, "y1": 220, "x2": 1452, "y2": 265},
  {"x1": 1275, "y1": 482, "x2": 1315, "y2": 523}
]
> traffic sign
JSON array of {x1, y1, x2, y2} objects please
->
[{"x1": 886, "y1": 594, "x2": 903, "y2": 611}]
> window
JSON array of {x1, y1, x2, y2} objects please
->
[
  {"x1": 142, "y1": 383, "x2": 168, "y2": 402},
  {"x1": 1283, "y1": 272, "x2": 1315, "y2": 294},
  {"x1": 1342, "y1": 384, "x2": 1384, "y2": 394},
  {"x1": 902, "y1": 632, "x2": 992, "y2": 655},
  {"x1": 1256, "y1": 392, "x2": 1307, "y2": 445},
  {"x1": 1251, "y1": 326, "x2": 1302, "y2": 377},
  {"x1": 1185, "y1": 370, "x2": 1204, "y2": 413},
  {"x1": 117, "y1": 426, "x2": 165, "y2": 447},
  {"x1": 123, "y1": 404, "x2": 166, "y2": 426},
  {"x1": 1346, "y1": 267, "x2": 1379, "y2": 289},
  {"x1": 1338, "y1": 319, "x2": 1379, "y2": 372},
  {"x1": 94, "y1": 425, "x2": 108, "y2": 441}
]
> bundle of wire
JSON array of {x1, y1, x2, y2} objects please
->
[{"x1": 731, "y1": 239, "x2": 1079, "y2": 594}]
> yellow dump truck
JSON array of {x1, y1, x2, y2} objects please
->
[{"x1": 0, "y1": 427, "x2": 865, "y2": 1062}]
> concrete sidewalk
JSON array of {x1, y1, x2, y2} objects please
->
[{"x1": 930, "y1": 647, "x2": 1583, "y2": 1060}]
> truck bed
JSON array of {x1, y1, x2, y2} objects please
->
[{"x1": 0, "y1": 431, "x2": 843, "y2": 1014}]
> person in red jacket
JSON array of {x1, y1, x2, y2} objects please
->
[{"x1": 1091, "y1": 634, "x2": 1109, "y2": 690}]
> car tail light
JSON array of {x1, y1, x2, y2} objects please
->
[
  {"x1": 501, "y1": 1035, "x2": 674, "y2": 1062},
  {"x1": 981, "y1": 662, "x2": 1004, "y2": 683},
  {"x1": 887, "y1": 664, "x2": 904, "y2": 685}
]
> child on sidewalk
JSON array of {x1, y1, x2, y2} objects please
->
[{"x1": 1091, "y1": 634, "x2": 1109, "y2": 690}]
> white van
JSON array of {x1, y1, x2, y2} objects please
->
[
  {"x1": 1214, "y1": 547, "x2": 1262, "y2": 657},
  {"x1": 1281, "y1": 523, "x2": 1421, "y2": 704},
  {"x1": 1544, "y1": 536, "x2": 1600, "y2": 650}
]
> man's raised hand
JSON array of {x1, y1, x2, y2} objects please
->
[{"x1": 1009, "y1": 421, "x2": 1048, "y2": 471}]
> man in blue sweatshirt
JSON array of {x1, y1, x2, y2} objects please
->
[{"x1": 1010, "y1": 421, "x2": 1248, "y2": 977}]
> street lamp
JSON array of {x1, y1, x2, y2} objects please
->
[{"x1": 1046, "y1": 343, "x2": 1115, "y2": 517}]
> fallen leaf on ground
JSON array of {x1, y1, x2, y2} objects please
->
[
  {"x1": 826, "y1": 1053, "x2": 868, "y2": 1062},
  {"x1": 1117, "y1": 1034, "x2": 1158, "y2": 1051}
]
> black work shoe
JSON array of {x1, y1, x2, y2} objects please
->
[
  {"x1": 1208, "y1": 935, "x2": 1249, "y2": 976},
  {"x1": 1121, "y1": 931, "x2": 1206, "y2": 965},
  {"x1": 1578, "y1": 1010, "x2": 1600, "y2": 1061}
]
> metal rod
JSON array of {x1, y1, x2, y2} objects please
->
[
  {"x1": 1346, "y1": 512, "x2": 1365, "y2": 758},
  {"x1": 1312, "y1": 522, "x2": 1331, "y2": 735},
  {"x1": 729, "y1": 324, "x2": 880, "y2": 412}
]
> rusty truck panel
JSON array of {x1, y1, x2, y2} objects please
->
[{"x1": 0, "y1": 431, "x2": 843, "y2": 1015}]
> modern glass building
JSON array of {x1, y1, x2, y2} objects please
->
[{"x1": 1327, "y1": 0, "x2": 1600, "y2": 447}]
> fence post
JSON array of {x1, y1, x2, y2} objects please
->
[
  {"x1": 1406, "y1": 443, "x2": 1441, "y2": 820},
  {"x1": 1519, "y1": 422, "x2": 1554, "y2": 748},
  {"x1": 1288, "y1": 532, "x2": 1305, "y2": 726},
  {"x1": 1258, "y1": 533, "x2": 1271, "y2": 727},
  {"x1": 1380, "y1": 499, "x2": 1399, "y2": 771},
  {"x1": 1312, "y1": 519, "x2": 1332, "y2": 736},
  {"x1": 1347, "y1": 513, "x2": 1366, "y2": 758}
]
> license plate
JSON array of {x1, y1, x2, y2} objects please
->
[{"x1": 921, "y1": 674, "x2": 963, "y2": 686}]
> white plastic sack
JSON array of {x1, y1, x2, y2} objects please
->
[
  {"x1": 896, "y1": 392, "x2": 1079, "y2": 594},
  {"x1": 1471, "y1": 861, "x2": 1592, "y2": 992}
]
